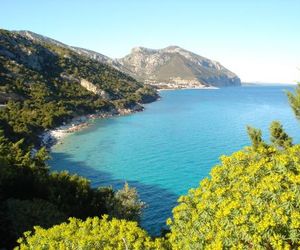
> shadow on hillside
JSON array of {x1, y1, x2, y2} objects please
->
[{"x1": 48, "y1": 152, "x2": 179, "y2": 236}]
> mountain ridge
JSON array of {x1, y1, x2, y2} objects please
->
[{"x1": 15, "y1": 30, "x2": 241, "y2": 88}]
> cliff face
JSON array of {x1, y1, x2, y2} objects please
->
[{"x1": 117, "y1": 46, "x2": 241, "y2": 88}]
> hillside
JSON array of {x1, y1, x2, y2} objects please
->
[
  {"x1": 16, "y1": 30, "x2": 125, "y2": 71},
  {"x1": 0, "y1": 29, "x2": 158, "y2": 144},
  {"x1": 13, "y1": 31, "x2": 241, "y2": 89}
]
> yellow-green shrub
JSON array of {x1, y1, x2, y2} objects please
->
[
  {"x1": 167, "y1": 145, "x2": 300, "y2": 250},
  {"x1": 17, "y1": 215, "x2": 166, "y2": 250}
]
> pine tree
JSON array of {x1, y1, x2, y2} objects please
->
[
  {"x1": 246, "y1": 126, "x2": 266, "y2": 150},
  {"x1": 287, "y1": 83, "x2": 300, "y2": 120},
  {"x1": 113, "y1": 182, "x2": 146, "y2": 222},
  {"x1": 269, "y1": 121, "x2": 292, "y2": 149}
]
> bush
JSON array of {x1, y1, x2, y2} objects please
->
[
  {"x1": 3, "y1": 199, "x2": 66, "y2": 240},
  {"x1": 17, "y1": 216, "x2": 166, "y2": 250},
  {"x1": 0, "y1": 131, "x2": 145, "y2": 248},
  {"x1": 167, "y1": 145, "x2": 300, "y2": 249}
]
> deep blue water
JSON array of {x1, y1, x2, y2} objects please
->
[{"x1": 49, "y1": 85, "x2": 300, "y2": 235}]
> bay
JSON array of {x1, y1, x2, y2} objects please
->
[{"x1": 49, "y1": 85, "x2": 300, "y2": 235}]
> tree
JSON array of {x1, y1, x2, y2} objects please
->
[
  {"x1": 0, "y1": 130, "x2": 135, "y2": 248},
  {"x1": 112, "y1": 182, "x2": 146, "y2": 222},
  {"x1": 3, "y1": 199, "x2": 66, "y2": 242},
  {"x1": 270, "y1": 121, "x2": 292, "y2": 149},
  {"x1": 246, "y1": 126, "x2": 266, "y2": 150},
  {"x1": 287, "y1": 83, "x2": 300, "y2": 120}
]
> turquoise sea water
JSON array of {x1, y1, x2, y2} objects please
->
[{"x1": 49, "y1": 85, "x2": 300, "y2": 235}]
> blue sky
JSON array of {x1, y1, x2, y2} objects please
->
[{"x1": 1, "y1": 0, "x2": 300, "y2": 83}]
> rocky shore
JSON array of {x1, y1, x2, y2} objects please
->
[
  {"x1": 39, "y1": 86, "x2": 216, "y2": 149},
  {"x1": 40, "y1": 107, "x2": 143, "y2": 149},
  {"x1": 157, "y1": 85, "x2": 219, "y2": 91}
]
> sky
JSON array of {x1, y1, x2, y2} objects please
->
[{"x1": 1, "y1": 0, "x2": 300, "y2": 83}]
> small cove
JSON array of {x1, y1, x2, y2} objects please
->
[{"x1": 49, "y1": 85, "x2": 300, "y2": 235}]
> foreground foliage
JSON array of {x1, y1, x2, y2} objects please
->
[
  {"x1": 17, "y1": 216, "x2": 166, "y2": 250},
  {"x1": 17, "y1": 140, "x2": 300, "y2": 249},
  {"x1": 167, "y1": 145, "x2": 300, "y2": 249}
]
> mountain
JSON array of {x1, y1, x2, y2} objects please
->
[
  {"x1": 14, "y1": 31, "x2": 240, "y2": 88},
  {"x1": 0, "y1": 29, "x2": 158, "y2": 144},
  {"x1": 118, "y1": 46, "x2": 241, "y2": 88},
  {"x1": 16, "y1": 30, "x2": 123, "y2": 70}
]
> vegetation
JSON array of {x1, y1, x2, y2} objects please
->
[
  {"x1": 270, "y1": 121, "x2": 293, "y2": 149},
  {"x1": 0, "y1": 29, "x2": 158, "y2": 145},
  {"x1": 167, "y1": 144, "x2": 300, "y2": 249},
  {"x1": 17, "y1": 216, "x2": 166, "y2": 250},
  {"x1": 0, "y1": 29, "x2": 154, "y2": 249},
  {"x1": 16, "y1": 84, "x2": 300, "y2": 249},
  {"x1": 2, "y1": 28, "x2": 300, "y2": 249},
  {"x1": 246, "y1": 126, "x2": 266, "y2": 150},
  {"x1": 167, "y1": 84, "x2": 300, "y2": 249},
  {"x1": 3, "y1": 198, "x2": 66, "y2": 241},
  {"x1": 112, "y1": 182, "x2": 146, "y2": 223},
  {"x1": 287, "y1": 85, "x2": 300, "y2": 120},
  {"x1": 0, "y1": 131, "x2": 145, "y2": 248}
]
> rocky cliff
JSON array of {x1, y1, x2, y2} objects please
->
[{"x1": 118, "y1": 46, "x2": 241, "y2": 88}]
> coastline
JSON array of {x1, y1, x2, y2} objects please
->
[
  {"x1": 40, "y1": 108, "x2": 141, "y2": 149},
  {"x1": 157, "y1": 86, "x2": 219, "y2": 91},
  {"x1": 42, "y1": 86, "x2": 218, "y2": 149}
]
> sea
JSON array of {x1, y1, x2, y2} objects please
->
[{"x1": 49, "y1": 85, "x2": 300, "y2": 235}]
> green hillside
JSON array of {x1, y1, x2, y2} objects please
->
[{"x1": 0, "y1": 29, "x2": 158, "y2": 145}]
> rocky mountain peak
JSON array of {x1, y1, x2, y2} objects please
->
[
  {"x1": 131, "y1": 47, "x2": 156, "y2": 54},
  {"x1": 118, "y1": 46, "x2": 241, "y2": 87},
  {"x1": 161, "y1": 45, "x2": 185, "y2": 53},
  {"x1": 164, "y1": 45, "x2": 181, "y2": 50}
]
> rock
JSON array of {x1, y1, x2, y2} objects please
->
[
  {"x1": 80, "y1": 79, "x2": 111, "y2": 99},
  {"x1": 118, "y1": 46, "x2": 241, "y2": 88}
]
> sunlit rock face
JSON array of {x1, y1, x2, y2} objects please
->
[{"x1": 118, "y1": 46, "x2": 241, "y2": 88}]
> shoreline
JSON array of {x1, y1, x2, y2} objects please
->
[
  {"x1": 40, "y1": 108, "x2": 141, "y2": 149},
  {"x1": 157, "y1": 86, "x2": 219, "y2": 91},
  {"x1": 41, "y1": 86, "x2": 218, "y2": 149}
]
